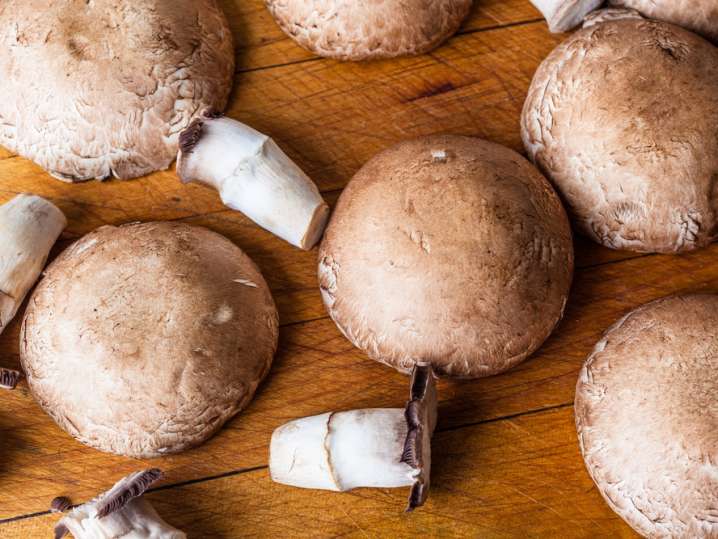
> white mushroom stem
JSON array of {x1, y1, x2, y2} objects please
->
[
  {"x1": 270, "y1": 408, "x2": 418, "y2": 491},
  {"x1": 0, "y1": 194, "x2": 66, "y2": 334},
  {"x1": 530, "y1": 0, "x2": 603, "y2": 32},
  {"x1": 57, "y1": 497, "x2": 184, "y2": 539},
  {"x1": 177, "y1": 113, "x2": 330, "y2": 250},
  {"x1": 55, "y1": 470, "x2": 185, "y2": 539}
]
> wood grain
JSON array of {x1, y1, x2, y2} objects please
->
[
  {"x1": 226, "y1": 0, "x2": 543, "y2": 72},
  {"x1": 0, "y1": 407, "x2": 638, "y2": 539},
  {"x1": 0, "y1": 0, "x2": 700, "y2": 537}
]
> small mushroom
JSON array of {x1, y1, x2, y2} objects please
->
[
  {"x1": 575, "y1": 294, "x2": 718, "y2": 538},
  {"x1": 264, "y1": 0, "x2": 473, "y2": 61},
  {"x1": 270, "y1": 364, "x2": 437, "y2": 511},
  {"x1": 54, "y1": 469, "x2": 185, "y2": 539},
  {"x1": 522, "y1": 11, "x2": 718, "y2": 253},
  {"x1": 21, "y1": 222, "x2": 278, "y2": 457},
  {"x1": 177, "y1": 111, "x2": 330, "y2": 250},
  {"x1": 0, "y1": 367, "x2": 22, "y2": 390},
  {"x1": 319, "y1": 136, "x2": 573, "y2": 378},
  {"x1": 609, "y1": 0, "x2": 718, "y2": 42},
  {"x1": 0, "y1": 194, "x2": 66, "y2": 335},
  {"x1": 529, "y1": 0, "x2": 602, "y2": 32},
  {"x1": 51, "y1": 496, "x2": 73, "y2": 513},
  {"x1": 0, "y1": 1, "x2": 234, "y2": 181}
]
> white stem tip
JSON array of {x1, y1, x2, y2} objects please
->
[
  {"x1": 177, "y1": 110, "x2": 330, "y2": 250},
  {"x1": 269, "y1": 365, "x2": 437, "y2": 511},
  {"x1": 0, "y1": 194, "x2": 66, "y2": 335},
  {"x1": 530, "y1": 0, "x2": 603, "y2": 32},
  {"x1": 54, "y1": 469, "x2": 186, "y2": 539}
]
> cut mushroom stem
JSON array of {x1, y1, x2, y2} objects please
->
[
  {"x1": 530, "y1": 0, "x2": 603, "y2": 32},
  {"x1": 270, "y1": 364, "x2": 437, "y2": 511},
  {"x1": 0, "y1": 194, "x2": 66, "y2": 334},
  {"x1": 54, "y1": 469, "x2": 185, "y2": 539},
  {"x1": 177, "y1": 111, "x2": 330, "y2": 250}
]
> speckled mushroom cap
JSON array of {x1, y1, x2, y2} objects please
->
[
  {"x1": 0, "y1": 0, "x2": 234, "y2": 182},
  {"x1": 264, "y1": 0, "x2": 473, "y2": 61},
  {"x1": 20, "y1": 222, "x2": 278, "y2": 458},
  {"x1": 609, "y1": 0, "x2": 718, "y2": 42},
  {"x1": 575, "y1": 295, "x2": 718, "y2": 538},
  {"x1": 521, "y1": 14, "x2": 718, "y2": 253},
  {"x1": 319, "y1": 136, "x2": 574, "y2": 378}
]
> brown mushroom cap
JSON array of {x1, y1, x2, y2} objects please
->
[
  {"x1": 264, "y1": 0, "x2": 473, "y2": 61},
  {"x1": 575, "y1": 294, "x2": 718, "y2": 538},
  {"x1": 0, "y1": 0, "x2": 234, "y2": 182},
  {"x1": 609, "y1": 0, "x2": 718, "y2": 41},
  {"x1": 522, "y1": 16, "x2": 718, "y2": 253},
  {"x1": 319, "y1": 136, "x2": 574, "y2": 378},
  {"x1": 20, "y1": 222, "x2": 278, "y2": 458}
]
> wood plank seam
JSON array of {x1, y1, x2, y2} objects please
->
[
  {"x1": 234, "y1": 17, "x2": 546, "y2": 75},
  {"x1": 0, "y1": 402, "x2": 577, "y2": 526}
]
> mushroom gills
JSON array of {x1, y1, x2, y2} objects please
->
[
  {"x1": 0, "y1": 367, "x2": 21, "y2": 390},
  {"x1": 270, "y1": 365, "x2": 437, "y2": 511},
  {"x1": 177, "y1": 111, "x2": 330, "y2": 250},
  {"x1": 530, "y1": 0, "x2": 603, "y2": 32},
  {"x1": 54, "y1": 469, "x2": 185, "y2": 539},
  {"x1": 0, "y1": 194, "x2": 66, "y2": 334}
]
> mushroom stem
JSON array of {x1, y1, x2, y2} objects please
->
[
  {"x1": 0, "y1": 194, "x2": 66, "y2": 334},
  {"x1": 529, "y1": 0, "x2": 602, "y2": 32},
  {"x1": 271, "y1": 408, "x2": 418, "y2": 491},
  {"x1": 177, "y1": 112, "x2": 330, "y2": 250},
  {"x1": 270, "y1": 365, "x2": 437, "y2": 510},
  {"x1": 54, "y1": 469, "x2": 185, "y2": 539}
]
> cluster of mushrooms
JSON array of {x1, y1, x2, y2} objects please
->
[{"x1": 0, "y1": 0, "x2": 716, "y2": 537}]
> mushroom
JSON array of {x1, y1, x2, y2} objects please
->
[
  {"x1": 54, "y1": 469, "x2": 186, "y2": 539},
  {"x1": 575, "y1": 294, "x2": 718, "y2": 538},
  {"x1": 264, "y1": 0, "x2": 473, "y2": 61},
  {"x1": 0, "y1": 0, "x2": 234, "y2": 181},
  {"x1": 0, "y1": 367, "x2": 22, "y2": 390},
  {"x1": 529, "y1": 0, "x2": 602, "y2": 32},
  {"x1": 318, "y1": 136, "x2": 573, "y2": 378},
  {"x1": 0, "y1": 194, "x2": 67, "y2": 335},
  {"x1": 609, "y1": 0, "x2": 718, "y2": 42},
  {"x1": 521, "y1": 10, "x2": 718, "y2": 253},
  {"x1": 51, "y1": 496, "x2": 73, "y2": 513},
  {"x1": 177, "y1": 111, "x2": 330, "y2": 250},
  {"x1": 20, "y1": 222, "x2": 278, "y2": 457},
  {"x1": 270, "y1": 364, "x2": 437, "y2": 511}
]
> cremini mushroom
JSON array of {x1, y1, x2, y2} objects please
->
[
  {"x1": 575, "y1": 295, "x2": 718, "y2": 538},
  {"x1": 529, "y1": 0, "x2": 602, "y2": 32},
  {"x1": 54, "y1": 469, "x2": 186, "y2": 539},
  {"x1": 264, "y1": 0, "x2": 473, "y2": 61},
  {"x1": 20, "y1": 222, "x2": 278, "y2": 457},
  {"x1": 177, "y1": 111, "x2": 330, "y2": 250},
  {"x1": 609, "y1": 0, "x2": 718, "y2": 41},
  {"x1": 319, "y1": 136, "x2": 573, "y2": 378},
  {"x1": 0, "y1": 0, "x2": 234, "y2": 182},
  {"x1": 0, "y1": 194, "x2": 66, "y2": 335},
  {"x1": 270, "y1": 364, "x2": 437, "y2": 511},
  {"x1": 522, "y1": 10, "x2": 718, "y2": 253}
]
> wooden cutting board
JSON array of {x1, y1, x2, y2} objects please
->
[{"x1": 2, "y1": 1, "x2": 697, "y2": 536}]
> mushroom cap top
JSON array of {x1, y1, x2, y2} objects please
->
[
  {"x1": 521, "y1": 16, "x2": 718, "y2": 253},
  {"x1": 264, "y1": 0, "x2": 473, "y2": 61},
  {"x1": 609, "y1": 0, "x2": 718, "y2": 41},
  {"x1": 575, "y1": 295, "x2": 718, "y2": 538},
  {"x1": 20, "y1": 222, "x2": 278, "y2": 458},
  {"x1": 319, "y1": 135, "x2": 574, "y2": 379},
  {"x1": 0, "y1": 0, "x2": 234, "y2": 182}
]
